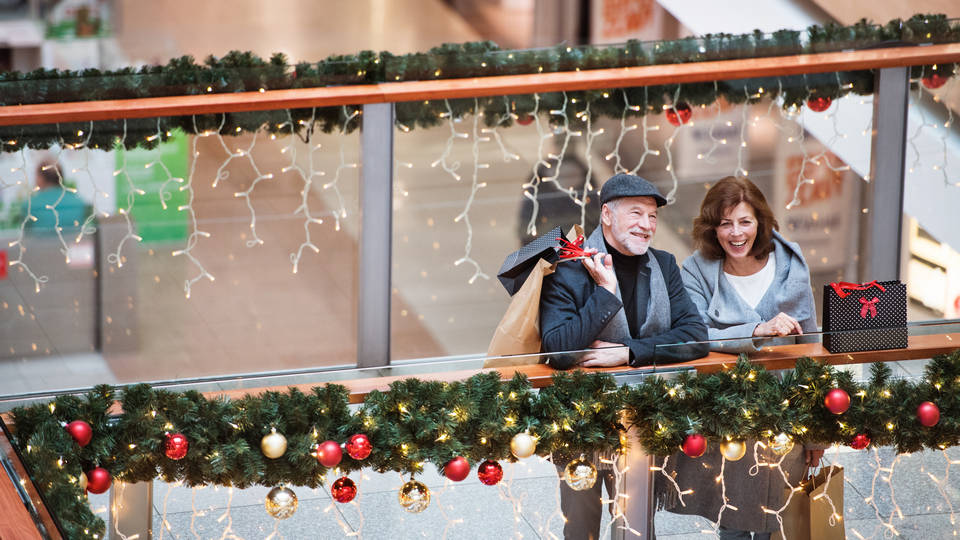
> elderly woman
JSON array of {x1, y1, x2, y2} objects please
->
[{"x1": 663, "y1": 176, "x2": 822, "y2": 539}]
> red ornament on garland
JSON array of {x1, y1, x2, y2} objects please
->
[
  {"x1": 665, "y1": 102, "x2": 692, "y2": 126},
  {"x1": 516, "y1": 114, "x2": 535, "y2": 126},
  {"x1": 316, "y1": 440, "x2": 343, "y2": 468},
  {"x1": 922, "y1": 73, "x2": 948, "y2": 90},
  {"x1": 331, "y1": 477, "x2": 357, "y2": 503},
  {"x1": 164, "y1": 432, "x2": 189, "y2": 460},
  {"x1": 346, "y1": 434, "x2": 373, "y2": 460},
  {"x1": 681, "y1": 434, "x2": 707, "y2": 458},
  {"x1": 917, "y1": 401, "x2": 940, "y2": 427},
  {"x1": 85, "y1": 467, "x2": 112, "y2": 494},
  {"x1": 850, "y1": 433, "x2": 871, "y2": 450},
  {"x1": 824, "y1": 388, "x2": 851, "y2": 415},
  {"x1": 477, "y1": 460, "x2": 503, "y2": 486},
  {"x1": 806, "y1": 96, "x2": 832, "y2": 112},
  {"x1": 444, "y1": 456, "x2": 470, "y2": 482},
  {"x1": 65, "y1": 420, "x2": 93, "y2": 447}
]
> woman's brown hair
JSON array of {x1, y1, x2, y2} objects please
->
[{"x1": 692, "y1": 176, "x2": 779, "y2": 261}]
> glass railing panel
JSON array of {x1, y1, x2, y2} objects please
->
[{"x1": 0, "y1": 108, "x2": 361, "y2": 394}]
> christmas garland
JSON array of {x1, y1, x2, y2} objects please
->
[
  {"x1": 8, "y1": 350, "x2": 960, "y2": 538},
  {"x1": 1, "y1": 13, "x2": 957, "y2": 152}
]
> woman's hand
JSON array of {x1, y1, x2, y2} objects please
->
[
  {"x1": 805, "y1": 448, "x2": 824, "y2": 469},
  {"x1": 753, "y1": 312, "x2": 803, "y2": 337}
]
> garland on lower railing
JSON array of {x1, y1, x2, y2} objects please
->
[
  {"x1": 0, "y1": 13, "x2": 957, "y2": 152},
  {"x1": 9, "y1": 351, "x2": 960, "y2": 538}
]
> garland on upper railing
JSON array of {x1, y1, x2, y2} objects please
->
[
  {"x1": 0, "y1": 14, "x2": 957, "y2": 152},
  {"x1": 8, "y1": 351, "x2": 960, "y2": 538}
]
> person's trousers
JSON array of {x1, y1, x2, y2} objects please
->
[{"x1": 556, "y1": 466, "x2": 617, "y2": 540}]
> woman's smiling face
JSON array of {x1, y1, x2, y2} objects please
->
[{"x1": 716, "y1": 201, "x2": 758, "y2": 261}]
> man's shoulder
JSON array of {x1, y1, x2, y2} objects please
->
[
  {"x1": 648, "y1": 247, "x2": 679, "y2": 267},
  {"x1": 548, "y1": 259, "x2": 589, "y2": 283}
]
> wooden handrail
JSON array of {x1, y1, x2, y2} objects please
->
[{"x1": 1, "y1": 43, "x2": 959, "y2": 127}]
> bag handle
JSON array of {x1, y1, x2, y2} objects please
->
[{"x1": 830, "y1": 280, "x2": 886, "y2": 299}]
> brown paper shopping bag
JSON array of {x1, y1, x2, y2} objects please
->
[
  {"x1": 773, "y1": 465, "x2": 845, "y2": 540},
  {"x1": 486, "y1": 258, "x2": 555, "y2": 357}
]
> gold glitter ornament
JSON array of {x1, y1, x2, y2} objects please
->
[
  {"x1": 719, "y1": 440, "x2": 747, "y2": 461},
  {"x1": 563, "y1": 457, "x2": 597, "y2": 491},
  {"x1": 769, "y1": 433, "x2": 794, "y2": 455},
  {"x1": 398, "y1": 480, "x2": 431, "y2": 513},
  {"x1": 265, "y1": 486, "x2": 298, "y2": 519}
]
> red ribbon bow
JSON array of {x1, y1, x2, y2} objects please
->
[
  {"x1": 830, "y1": 280, "x2": 886, "y2": 299},
  {"x1": 557, "y1": 235, "x2": 590, "y2": 260},
  {"x1": 859, "y1": 297, "x2": 879, "y2": 318}
]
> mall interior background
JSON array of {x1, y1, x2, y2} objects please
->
[{"x1": 1, "y1": 0, "x2": 960, "y2": 394}]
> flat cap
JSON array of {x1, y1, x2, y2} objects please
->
[{"x1": 599, "y1": 173, "x2": 667, "y2": 207}]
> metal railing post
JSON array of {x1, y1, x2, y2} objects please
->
[
  {"x1": 865, "y1": 67, "x2": 910, "y2": 281},
  {"x1": 358, "y1": 103, "x2": 395, "y2": 368}
]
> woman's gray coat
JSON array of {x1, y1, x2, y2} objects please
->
[{"x1": 680, "y1": 230, "x2": 818, "y2": 353}]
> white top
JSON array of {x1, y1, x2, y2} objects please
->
[{"x1": 723, "y1": 252, "x2": 776, "y2": 309}]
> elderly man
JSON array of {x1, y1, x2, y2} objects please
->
[{"x1": 540, "y1": 173, "x2": 708, "y2": 539}]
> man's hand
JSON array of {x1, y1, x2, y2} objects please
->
[
  {"x1": 580, "y1": 340, "x2": 629, "y2": 367},
  {"x1": 582, "y1": 251, "x2": 617, "y2": 294},
  {"x1": 753, "y1": 312, "x2": 803, "y2": 337}
]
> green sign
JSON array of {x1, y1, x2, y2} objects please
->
[{"x1": 114, "y1": 132, "x2": 189, "y2": 243}]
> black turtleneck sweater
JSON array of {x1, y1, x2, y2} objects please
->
[{"x1": 604, "y1": 239, "x2": 649, "y2": 338}]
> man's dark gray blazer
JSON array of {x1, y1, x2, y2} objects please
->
[{"x1": 540, "y1": 247, "x2": 709, "y2": 366}]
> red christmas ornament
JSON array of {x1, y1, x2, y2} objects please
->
[
  {"x1": 665, "y1": 102, "x2": 692, "y2": 126},
  {"x1": 164, "y1": 432, "x2": 189, "y2": 460},
  {"x1": 477, "y1": 460, "x2": 503, "y2": 486},
  {"x1": 345, "y1": 434, "x2": 373, "y2": 460},
  {"x1": 681, "y1": 434, "x2": 707, "y2": 458},
  {"x1": 65, "y1": 420, "x2": 93, "y2": 447},
  {"x1": 443, "y1": 456, "x2": 470, "y2": 482},
  {"x1": 331, "y1": 477, "x2": 357, "y2": 503},
  {"x1": 922, "y1": 73, "x2": 948, "y2": 90},
  {"x1": 806, "y1": 96, "x2": 832, "y2": 112},
  {"x1": 85, "y1": 467, "x2": 112, "y2": 494},
  {"x1": 516, "y1": 114, "x2": 534, "y2": 126},
  {"x1": 316, "y1": 440, "x2": 343, "y2": 468},
  {"x1": 850, "y1": 433, "x2": 871, "y2": 450},
  {"x1": 824, "y1": 388, "x2": 851, "y2": 415},
  {"x1": 917, "y1": 401, "x2": 941, "y2": 427}
]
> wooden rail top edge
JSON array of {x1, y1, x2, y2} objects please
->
[{"x1": 1, "y1": 43, "x2": 959, "y2": 126}]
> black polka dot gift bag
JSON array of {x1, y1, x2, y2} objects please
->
[{"x1": 822, "y1": 280, "x2": 907, "y2": 353}]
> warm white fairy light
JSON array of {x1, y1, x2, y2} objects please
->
[
  {"x1": 577, "y1": 102, "x2": 604, "y2": 228},
  {"x1": 6, "y1": 147, "x2": 49, "y2": 293},
  {"x1": 108, "y1": 120, "x2": 145, "y2": 269},
  {"x1": 707, "y1": 454, "x2": 739, "y2": 538},
  {"x1": 520, "y1": 93, "x2": 551, "y2": 237},
  {"x1": 910, "y1": 70, "x2": 958, "y2": 186},
  {"x1": 156, "y1": 480, "x2": 182, "y2": 540},
  {"x1": 481, "y1": 96, "x2": 520, "y2": 162},
  {"x1": 170, "y1": 116, "x2": 218, "y2": 299},
  {"x1": 597, "y1": 454, "x2": 647, "y2": 538},
  {"x1": 785, "y1": 83, "x2": 851, "y2": 210},
  {"x1": 209, "y1": 121, "x2": 274, "y2": 247},
  {"x1": 662, "y1": 89, "x2": 688, "y2": 203},
  {"x1": 521, "y1": 91, "x2": 578, "y2": 237},
  {"x1": 321, "y1": 107, "x2": 361, "y2": 232},
  {"x1": 431, "y1": 99, "x2": 467, "y2": 182},
  {"x1": 452, "y1": 98, "x2": 490, "y2": 285},
  {"x1": 697, "y1": 82, "x2": 726, "y2": 165},
  {"x1": 283, "y1": 109, "x2": 329, "y2": 274},
  {"x1": 73, "y1": 124, "x2": 112, "y2": 240},
  {"x1": 495, "y1": 462, "x2": 530, "y2": 538},
  {"x1": 734, "y1": 87, "x2": 751, "y2": 178}
]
